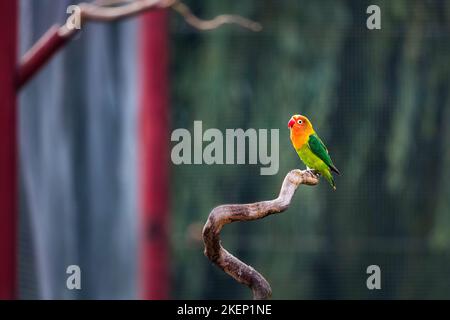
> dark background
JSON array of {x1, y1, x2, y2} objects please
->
[{"x1": 171, "y1": 0, "x2": 450, "y2": 299}]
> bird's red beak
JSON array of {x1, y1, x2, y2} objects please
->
[{"x1": 288, "y1": 118, "x2": 295, "y2": 129}]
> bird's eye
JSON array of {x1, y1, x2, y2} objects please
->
[{"x1": 297, "y1": 120, "x2": 303, "y2": 124}]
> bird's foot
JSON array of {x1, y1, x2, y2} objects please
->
[{"x1": 306, "y1": 167, "x2": 320, "y2": 177}]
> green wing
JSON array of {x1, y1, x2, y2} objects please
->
[{"x1": 308, "y1": 134, "x2": 340, "y2": 175}]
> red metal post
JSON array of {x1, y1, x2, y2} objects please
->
[
  {"x1": 0, "y1": 0, "x2": 17, "y2": 300},
  {"x1": 139, "y1": 10, "x2": 170, "y2": 299}
]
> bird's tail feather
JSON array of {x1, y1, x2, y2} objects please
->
[
  {"x1": 324, "y1": 171, "x2": 336, "y2": 190},
  {"x1": 330, "y1": 164, "x2": 341, "y2": 175}
]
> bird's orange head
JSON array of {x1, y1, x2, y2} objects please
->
[{"x1": 288, "y1": 114, "x2": 315, "y2": 148}]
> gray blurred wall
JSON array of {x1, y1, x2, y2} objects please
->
[{"x1": 19, "y1": 0, "x2": 138, "y2": 299}]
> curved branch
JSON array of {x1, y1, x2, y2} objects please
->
[
  {"x1": 17, "y1": 0, "x2": 166, "y2": 88},
  {"x1": 202, "y1": 169, "x2": 319, "y2": 300},
  {"x1": 17, "y1": 0, "x2": 262, "y2": 88}
]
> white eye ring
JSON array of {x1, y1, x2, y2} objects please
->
[{"x1": 297, "y1": 120, "x2": 303, "y2": 124}]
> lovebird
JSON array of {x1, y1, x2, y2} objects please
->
[{"x1": 288, "y1": 114, "x2": 341, "y2": 189}]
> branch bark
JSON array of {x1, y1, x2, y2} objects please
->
[
  {"x1": 202, "y1": 169, "x2": 319, "y2": 300},
  {"x1": 17, "y1": 0, "x2": 261, "y2": 88}
]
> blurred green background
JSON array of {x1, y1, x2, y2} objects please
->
[{"x1": 170, "y1": 0, "x2": 450, "y2": 299}]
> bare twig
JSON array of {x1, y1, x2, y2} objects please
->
[
  {"x1": 17, "y1": 0, "x2": 262, "y2": 88},
  {"x1": 17, "y1": 26, "x2": 74, "y2": 88},
  {"x1": 17, "y1": 0, "x2": 166, "y2": 88},
  {"x1": 172, "y1": 1, "x2": 262, "y2": 31},
  {"x1": 93, "y1": 0, "x2": 263, "y2": 31},
  {"x1": 79, "y1": 0, "x2": 170, "y2": 22},
  {"x1": 202, "y1": 169, "x2": 319, "y2": 300}
]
